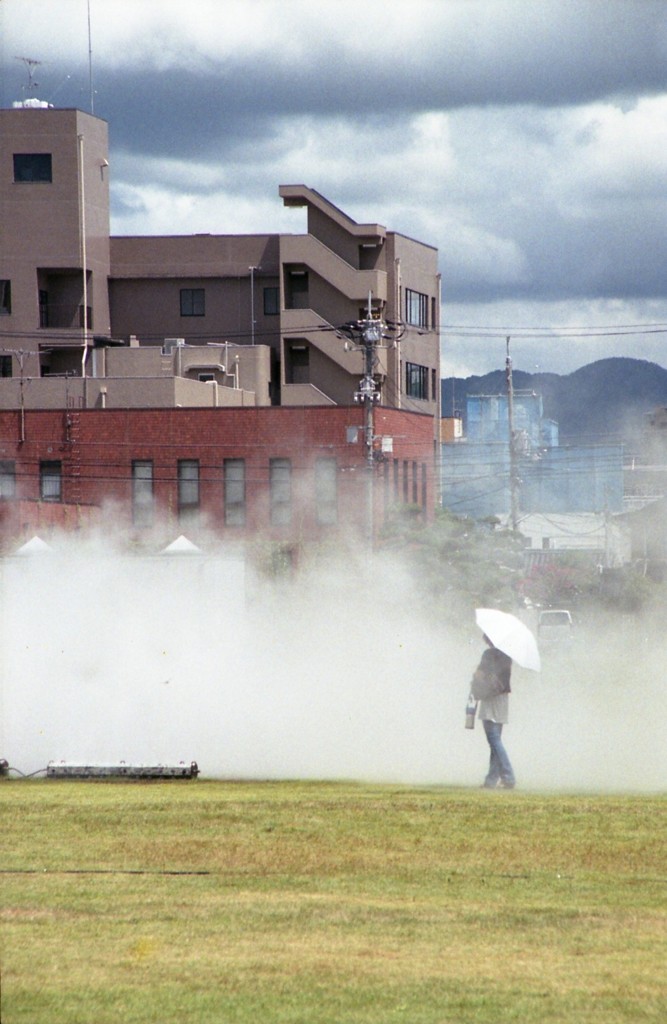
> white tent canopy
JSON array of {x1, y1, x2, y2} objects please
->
[
  {"x1": 161, "y1": 535, "x2": 202, "y2": 555},
  {"x1": 15, "y1": 536, "x2": 52, "y2": 555}
]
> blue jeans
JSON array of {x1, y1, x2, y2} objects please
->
[{"x1": 482, "y1": 719, "x2": 515, "y2": 788}]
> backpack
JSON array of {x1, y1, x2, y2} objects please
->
[{"x1": 470, "y1": 667, "x2": 505, "y2": 701}]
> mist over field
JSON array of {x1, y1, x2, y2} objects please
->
[{"x1": 1, "y1": 534, "x2": 665, "y2": 792}]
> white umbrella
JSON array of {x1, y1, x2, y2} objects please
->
[{"x1": 475, "y1": 608, "x2": 541, "y2": 672}]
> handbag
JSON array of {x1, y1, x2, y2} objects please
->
[{"x1": 470, "y1": 668, "x2": 504, "y2": 701}]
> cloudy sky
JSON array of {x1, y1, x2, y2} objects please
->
[{"x1": 3, "y1": 0, "x2": 667, "y2": 377}]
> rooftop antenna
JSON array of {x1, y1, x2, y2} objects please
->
[
  {"x1": 87, "y1": 0, "x2": 94, "y2": 114},
  {"x1": 15, "y1": 56, "x2": 42, "y2": 98}
]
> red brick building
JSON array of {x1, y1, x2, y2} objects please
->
[{"x1": 0, "y1": 406, "x2": 435, "y2": 551}]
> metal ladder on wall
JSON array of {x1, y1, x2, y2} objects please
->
[{"x1": 65, "y1": 407, "x2": 82, "y2": 507}]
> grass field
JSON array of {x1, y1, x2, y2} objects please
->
[{"x1": 2, "y1": 779, "x2": 666, "y2": 1023}]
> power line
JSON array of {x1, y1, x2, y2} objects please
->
[
  {"x1": 6, "y1": 317, "x2": 667, "y2": 347},
  {"x1": 439, "y1": 323, "x2": 667, "y2": 340}
]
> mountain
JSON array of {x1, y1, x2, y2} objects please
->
[{"x1": 441, "y1": 357, "x2": 667, "y2": 449}]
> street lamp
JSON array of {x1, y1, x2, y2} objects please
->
[{"x1": 249, "y1": 266, "x2": 261, "y2": 345}]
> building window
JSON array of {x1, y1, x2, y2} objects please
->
[
  {"x1": 0, "y1": 461, "x2": 16, "y2": 499},
  {"x1": 178, "y1": 459, "x2": 199, "y2": 521},
  {"x1": 132, "y1": 460, "x2": 153, "y2": 527},
  {"x1": 263, "y1": 286, "x2": 279, "y2": 316},
  {"x1": 0, "y1": 280, "x2": 11, "y2": 315},
  {"x1": 40, "y1": 460, "x2": 62, "y2": 502},
  {"x1": 0, "y1": 355, "x2": 12, "y2": 378},
  {"x1": 224, "y1": 459, "x2": 245, "y2": 526},
  {"x1": 405, "y1": 288, "x2": 428, "y2": 328},
  {"x1": 406, "y1": 362, "x2": 429, "y2": 400},
  {"x1": 180, "y1": 288, "x2": 205, "y2": 317},
  {"x1": 13, "y1": 153, "x2": 52, "y2": 183},
  {"x1": 270, "y1": 458, "x2": 291, "y2": 526},
  {"x1": 39, "y1": 289, "x2": 49, "y2": 327},
  {"x1": 315, "y1": 458, "x2": 337, "y2": 525}
]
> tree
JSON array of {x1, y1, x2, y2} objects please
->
[{"x1": 378, "y1": 508, "x2": 525, "y2": 626}]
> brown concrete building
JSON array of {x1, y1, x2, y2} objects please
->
[
  {"x1": 0, "y1": 104, "x2": 440, "y2": 547},
  {"x1": 0, "y1": 107, "x2": 111, "y2": 377}
]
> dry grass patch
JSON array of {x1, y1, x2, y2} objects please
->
[{"x1": 1, "y1": 780, "x2": 666, "y2": 1023}]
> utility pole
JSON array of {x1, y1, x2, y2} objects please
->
[
  {"x1": 354, "y1": 302, "x2": 382, "y2": 545},
  {"x1": 358, "y1": 316, "x2": 382, "y2": 471},
  {"x1": 506, "y1": 335, "x2": 520, "y2": 531},
  {"x1": 339, "y1": 295, "x2": 402, "y2": 544}
]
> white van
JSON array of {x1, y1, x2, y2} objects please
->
[{"x1": 537, "y1": 609, "x2": 573, "y2": 643}]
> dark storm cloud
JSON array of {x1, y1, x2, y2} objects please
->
[
  {"x1": 442, "y1": 193, "x2": 667, "y2": 304},
  {"x1": 5, "y1": 0, "x2": 667, "y2": 373},
  {"x1": 4, "y1": 1, "x2": 667, "y2": 161}
]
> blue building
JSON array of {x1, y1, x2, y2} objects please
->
[
  {"x1": 466, "y1": 391, "x2": 558, "y2": 449},
  {"x1": 441, "y1": 391, "x2": 624, "y2": 519}
]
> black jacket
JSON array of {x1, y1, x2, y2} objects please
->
[{"x1": 472, "y1": 647, "x2": 512, "y2": 698}]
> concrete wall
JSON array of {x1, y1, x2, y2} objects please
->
[
  {"x1": 108, "y1": 270, "x2": 281, "y2": 351},
  {"x1": 509, "y1": 511, "x2": 631, "y2": 566},
  {"x1": 0, "y1": 375, "x2": 255, "y2": 410}
]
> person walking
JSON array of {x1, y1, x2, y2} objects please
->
[{"x1": 470, "y1": 635, "x2": 515, "y2": 789}]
